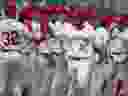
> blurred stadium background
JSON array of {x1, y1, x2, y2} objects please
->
[{"x1": 0, "y1": 0, "x2": 126, "y2": 15}]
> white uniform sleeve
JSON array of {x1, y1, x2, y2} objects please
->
[
  {"x1": 48, "y1": 21, "x2": 65, "y2": 37},
  {"x1": 117, "y1": 28, "x2": 128, "y2": 40},
  {"x1": 0, "y1": 19, "x2": 25, "y2": 32},
  {"x1": 63, "y1": 22, "x2": 90, "y2": 39}
]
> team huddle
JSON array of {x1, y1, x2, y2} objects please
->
[{"x1": 0, "y1": 14, "x2": 128, "y2": 96}]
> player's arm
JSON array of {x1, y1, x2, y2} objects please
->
[
  {"x1": 117, "y1": 31, "x2": 128, "y2": 40},
  {"x1": 49, "y1": 21, "x2": 90, "y2": 39}
]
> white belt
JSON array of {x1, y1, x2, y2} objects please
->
[{"x1": 0, "y1": 51, "x2": 21, "y2": 60}]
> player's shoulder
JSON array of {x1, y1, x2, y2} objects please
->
[{"x1": 0, "y1": 18, "x2": 24, "y2": 30}]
